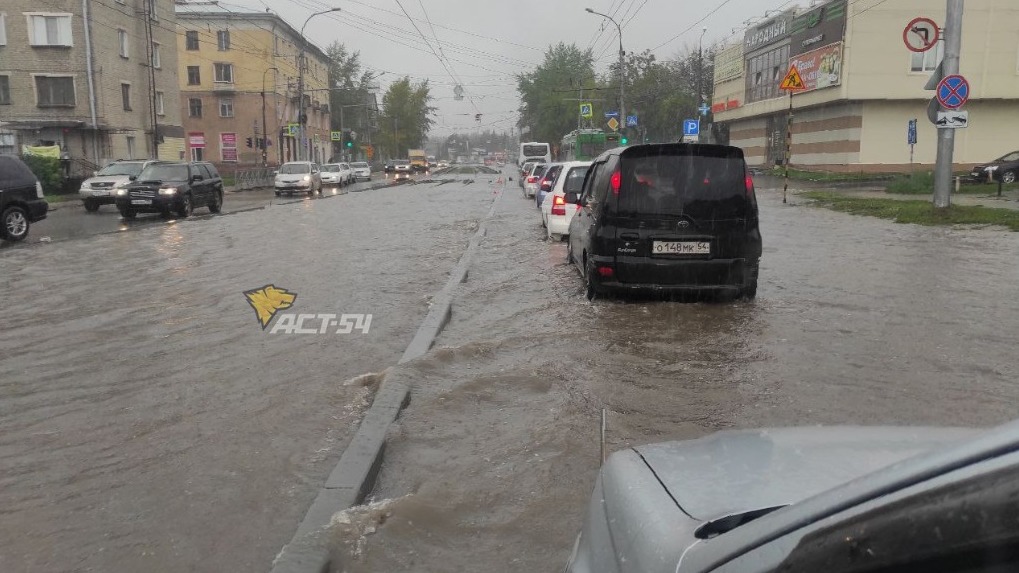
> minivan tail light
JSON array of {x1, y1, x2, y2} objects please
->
[
  {"x1": 527, "y1": 176, "x2": 537, "y2": 183},
  {"x1": 551, "y1": 195, "x2": 566, "y2": 216},
  {"x1": 541, "y1": 179, "x2": 552, "y2": 190},
  {"x1": 745, "y1": 173, "x2": 755, "y2": 197},
  {"x1": 610, "y1": 170, "x2": 621, "y2": 194},
  {"x1": 597, "y1": 265, "x2": 614, "y2": 278}
]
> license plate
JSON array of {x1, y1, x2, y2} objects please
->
[
  {"x1": 652, "y1": 240, "x2": 710, "y2": 255},
  {"x1": 131, "y1": 199, "x2": 152, "y2": 205}
]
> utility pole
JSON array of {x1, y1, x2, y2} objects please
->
[
  {"x1": 144, "y1": 0, "x2": 159, "y2": 157},
  {"x1": 933, "y1": 0, "x2": 964, "y2": 209},
  {"x1": 261, "y1": 67, "x2": 277, "y2": 167}
]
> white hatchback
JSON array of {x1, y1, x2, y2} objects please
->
[{"x1": 540, "y1": 161, "x2": 591, "y2": 241}]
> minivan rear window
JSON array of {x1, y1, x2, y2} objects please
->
[{"x1": 610, "y1": 150, "x2": 747, "y2": 219}]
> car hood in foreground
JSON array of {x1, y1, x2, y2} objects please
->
[{"x1": 636, "y1": 426, "x2": 976, "y2": 521}]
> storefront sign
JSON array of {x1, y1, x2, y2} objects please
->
[
  {"x1": 745, "y1": 14, "x2": 794, "y2": 52},
  {"x1": 188, "y1": 132, "x2": 206, "y2": 148},
  {"x1": 713, "y1": 43, "x2": 744, "y2": 84},
  {"x1": 790, "y1": 0, "x2": 847, "y2": 57},
  {"x1": 220, "y1": 132, "x2": 238, "y2": 162},
  {"x1": 788, "y1": 42, "x2": 843, "y2": 92}
]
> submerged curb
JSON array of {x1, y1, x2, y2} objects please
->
[{"x1": 271, "y1": 181, "x2": 505, "y2": 573}]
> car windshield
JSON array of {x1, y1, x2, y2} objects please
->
[
  {"x1": 322, "y1": 165, "x2": 340, "y2": 172},
  {"x1": 997, "y1": 152, "x2": 1019, "y2": 162},
  {"x1": 280, "y1": 163, "x2": 311, "y2": 174},
  {"x1": 352, "y1": 162, "x2": 368, "y2": 168},
  {"x1": 523, "y1": 145, "x2": 547, "y2": 157},
  {"x1": 97, "y1": 162, "x2": 146, "y2": 177},
  {"x1": 137, "y1": 164, "x2": 189, "y2": 181}
]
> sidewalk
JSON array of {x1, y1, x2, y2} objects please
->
[{"x1": 797, "y1": 188, "x2": 1019, "y2": 211}]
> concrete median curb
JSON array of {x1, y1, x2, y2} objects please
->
[{"x1": 270, "y1": 184, "x2": 505, "y2": 573}]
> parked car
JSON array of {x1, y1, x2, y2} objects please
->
[
  {"x1": 566, "y1": 420, "x2": 1019, "y2": 573},
  {"x1": 274, "y1": 161, "x2": 322, "y2": 196},
  {"x1": 320, "y1": 163, "x2": 352, "y2": 189},
  {"x1": 969, "y1": 150, "x2": 1019, "y2": 184},
  {"x1": 567, "y1": 143, "x2": 761, "y2": 300},
  {"x1": 523, "y1": 163, "x2": 548, "y2": 199},
  {"x1": 541, "y1": 161, "x2": 591, "y2": 241},
  {"x1": 0, "y1": 155, "x2": 48, "y2": 242},
  {"x1": 535, "y1": 163, "x2": 563, "y2": 209},
  {"x1": 350, "y1": 162, "x2": 372, "y2": 182},
  {"x1": 115, "y1": 161, "x2": 223, "y2": 219},
  {"x1": 79, "y1": 159, "x2": 165, "y2": 212}
]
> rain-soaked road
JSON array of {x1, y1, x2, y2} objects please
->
[
  {"x1": 0, "y1": 176, "x2": 502, "y2": 572},
  {"x1": 325, "y1": 176, "x2": 1019, "y2": 571}
]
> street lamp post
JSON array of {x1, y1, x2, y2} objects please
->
[
  {"x1": 698, "y1": 27, "x2": 708, "y2": 142},
  {"x1": 261, "y1": 66, "x2": 278, "y2": 166},
  {"x1": 585, "y1": 8, "x2": 624, "y2": 142},
  {"x1": 297, "y1": 7, "x2": 341, "y2": 162}
]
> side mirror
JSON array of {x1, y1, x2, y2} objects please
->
[
  {"x1": 272, "y1": 170, "x2": 278, "y2": 176},
  {"x1": 128, "y1": 175, "x2": 137, "y2": 181},
  {"x1": 93, "y1": 171, "x2": 99, "y2": 177},
  {"x1": 566, "y1": 191, "x2": 580, "y2": 204}
]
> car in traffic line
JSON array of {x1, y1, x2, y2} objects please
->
[
  {"x1": 391, "y1": 159, "x2": 412, "y2": 181},
  {"x1": 115, "y1": 161, "x2": 223, "y2": 219},
  {"x1": 535, "y1": 163, "x2": 563, "y2": 209},
  {"x1": 523, "y1": 163, "x2": 548, "y2": 199},
  {"x1": 274, "y1": 161, "x2": 322, "y2": 196},
  {"x1": 320, "y1": 163, "x2": 351, "y2": 189},
  {"x1": 350, "y1": 162, "x2": 372, "y2": 182},
  {"x1": 541, "y1": 161, "x2": 591, "y2": 241},
  {"x1": 519, "y1": 161, "x2": 535, "y2": 188},
  {"x1": 969, "y1": 150, "x2": 1019, "y2": 184},
  {"x1": 565, "y1": 421, "x2": 1019, "y2": 573},
  {"x1": 79, "y1": 159, "x2": 165, "y2": 212},
  {"x1": 567, "y1": 143, "x2": 762, "y2": 300},
  {"x1": 0, "y1": 155, "x2": 48, "y2": 242}
]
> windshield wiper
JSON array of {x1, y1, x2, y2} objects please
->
[{"x1": 694, "y1": 506, "x2": 788, "y2": 539}]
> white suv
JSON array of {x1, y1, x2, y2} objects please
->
[
  {"x1": 274, "y1": 161, "x2": 322, "y2": 196},
  {"x1": 79, "y1": 159, "x2": 164, "y2": 212}
]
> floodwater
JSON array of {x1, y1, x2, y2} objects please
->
[
  {"x1": 0, "y1": 179, "x2": 500, "y2": 572},
  {"x1": 327, "y1": 177, "x2": 1019, "y2": 571}
]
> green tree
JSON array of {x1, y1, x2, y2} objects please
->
[
  {"x1": 516, "y1": 43, "x2": 596, "y2": 146},
  {"x1": 376, "y1": 77, "x2": 435, "y2": 159},
  {"x1": 325, "y1": 42, "x2": 378, "y2": 156}
]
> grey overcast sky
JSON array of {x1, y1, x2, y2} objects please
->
[{"x1": 224, "y1": 0, "x2": 800, "y2": 135}]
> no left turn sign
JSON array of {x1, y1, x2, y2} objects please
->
[{"x1": 903, "y1": 17, "x2": 940, "y2": 53}]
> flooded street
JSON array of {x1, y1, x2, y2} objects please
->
[
  {"x1": 329, "y1": 177, "x2": 1019, "y2": 571},
  {"x1": 0, "y1": 180, "x2": 497, "y2": 572}
]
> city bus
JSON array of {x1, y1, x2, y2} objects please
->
[
  {"x1": 518, "y1": 142, "x2": 551, "y2": 166},
  {"x1": 560, "y1": 129, "x2": 619, "y2": 161}
]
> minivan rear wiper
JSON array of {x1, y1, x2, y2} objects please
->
[{"x1": 694, "y1": 505, "x2": 788, "y2": 539}]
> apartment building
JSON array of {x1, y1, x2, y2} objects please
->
[
  {"x1": 0, "y1": 0, "x2": 184, "y2": 171},
  {"x1": 174, "y1": 4, "x2": 333, "y2": 167},
  {"x1": 712, "y1": 0, "x2": 1019, "y2": 171}
]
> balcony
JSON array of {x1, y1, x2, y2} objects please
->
[{"x1": 212, "y1": 82, "x2": 235, "y2": 94}]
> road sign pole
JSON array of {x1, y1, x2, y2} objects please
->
[
  {"x1": 784, "y1": 92, "x2": 792, "y2": 204},
  {"x1": 934, "y1": 0, "x2": 964, "y2": 209}
]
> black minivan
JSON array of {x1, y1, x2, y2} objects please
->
[{"x1": 567, "y1": 143, "x2": 762, "y2": 300}]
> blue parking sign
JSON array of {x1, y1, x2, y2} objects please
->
[{"x1": 683, "y1": 119, "x2": 700, "y2": 136}]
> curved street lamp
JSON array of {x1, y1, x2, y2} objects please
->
[
  {"x1": 297, "y1": 7, "x2": 341, "y2": 161},
  {"x1": 585, "y1": 8, "x2": 625, "y2": 141}
]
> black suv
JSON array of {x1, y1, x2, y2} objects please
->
[
  {"x1": 115, "y1": 161, "x2": 224, "y2": 219},
  {"x1": 567, "y1": 144, "x2": 762, "y2": 300},
  {"x1": 0, "y1": 155, "x2": 49, "y2": 242}
]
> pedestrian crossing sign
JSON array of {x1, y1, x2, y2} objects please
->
[{"x1": 780, "y1": 65, "x2": 806, "y2": 91}]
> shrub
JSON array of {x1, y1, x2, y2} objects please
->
[{"x1": 21, "y1": 155, "x2": 64, "y2": 195}]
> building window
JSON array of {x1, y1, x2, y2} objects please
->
[
  {"x1": 217, "y1": 29, "x2": 230, "y2": 51},
  {"x1": 188, "y1": 97, "x2": 202, "y2": 118},
  {"x1": 187, "y1": 66, "x2": 200, "y2": 85},
  {"x1": 26, "y1": 13, "x2": 73, "y2": 47},
  {"x1": 34, "y1": 75, "x2": 75, "y2": 107},
  {"x1": 185, "y1": 30, "x2": 199, "y2": 50},
  {"x1": 118, "y1": 29, "x2": 129, "y2": 58},
  {"x1": 0, "y1": 75, "x2": 9, "y2": 105},
  {"x1": 0, "y1": 13, "x2": 7, "y2": 46},
  {"x1": 214, "y1": 63, "x2": 233, "y2": 83},
  {"x1": 911, "y1": 40, "x2": 944, "y2": 72},
  {"x1": 191, "y1": 147, "x2": 204, "y2": 161},
  {"x1": 0, "y1": 132, "x2": 16, "y2": 154},
  {"x1": 219, "y1": 98, "x2": 234, "y2": 117},
  {"x1": 155, "y1": 91, "x2": 165, "y2": 115},
  {"x1": 151, "y1": 42, "x2": 161, "y2": 69},
  {"x1": 126, "y1": 136, "x2": 136, "y2": 160},
  {"x1": 121, "y1": 83, "x2": 131, "y2": 111}
]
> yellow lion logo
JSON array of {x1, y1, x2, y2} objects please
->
[{"x1": 244, "y1": 285, "x2": 297, "y2": 329}]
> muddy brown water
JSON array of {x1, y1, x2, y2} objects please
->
[{"x1": 327, "y1": 179, "x2": 1019, "y2": 572}]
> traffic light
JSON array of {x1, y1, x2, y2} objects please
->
[
  {"x1": 245, "y1": 137, "x2": 253, "y2": 148},
  {"x1": 342, "y1": 130, "x2": 354, "y2": 148},
  {"x1": 620, "y1": 136, "x2": 628, "y2": 145}
]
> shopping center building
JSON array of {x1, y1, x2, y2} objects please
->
[{"x1": 711, "y1": 0, "x2": 1019, "y2": 171}]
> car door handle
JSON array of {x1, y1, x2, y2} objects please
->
[{"x1": 620, "y1": 233, "x2": 639, "y2": 240}]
